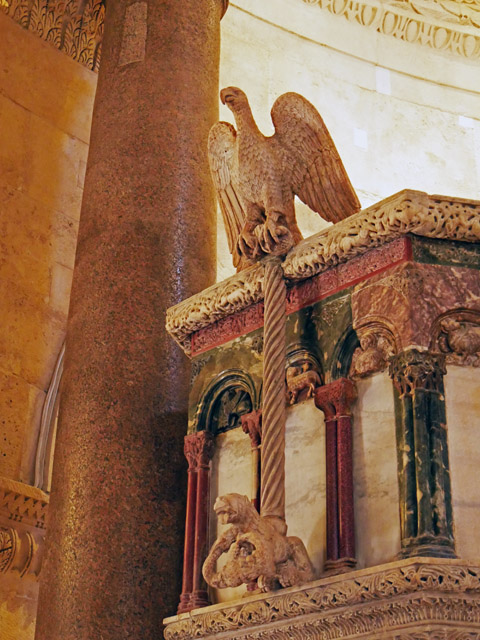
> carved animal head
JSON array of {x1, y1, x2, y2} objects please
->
[
  {"x1": 213, "y1": 493, "x2": 258, "y2": 527},
  {"x1": 220, "y1": 86, "x2": 249, "y2": 112}
]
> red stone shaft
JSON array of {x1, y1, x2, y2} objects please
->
[
  {"x1": 324, "y1": 412, "x2": 340, "y2": 562},
  {"x1": 35, "y1": 1, "x2": 224, "y2": 638},
  {"x1": 178, "y1": 453, "x2": 198, "y2": 613},
  {"x1": 337, "y1": 413, "x2": 355, "y2": 560},
  {"x1": 191, "y1": 463, "x2": 211, "y2": 608}
]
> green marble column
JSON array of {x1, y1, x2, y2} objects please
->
[{"x1": 389, "y1": 349, "x2": 455, "y2": 558}]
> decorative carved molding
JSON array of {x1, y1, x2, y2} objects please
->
[
  {"x1": 284, "y1": 191, "x2": 480, "y2": 281},
  {"x1": 303, "y1": 0, "x2": 480, "y2": 59},
  {"x1": 0, "y1": 477, "x2": 48, "y2": 581},
  {"x1": 1, "y1": 0, "x2": 104, "y2": 71},
  {"x1": 166, "y1": 191, "x2": 480, "y2": 355},
  {"x1": 164, "y1": 559, "x2": 480, "y2": 640},
  {"x1": 0, "y1": 477, "x2": 49, "y2": 529}
]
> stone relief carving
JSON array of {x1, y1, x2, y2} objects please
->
[
  {"x1": 304, "y1": 0, "x2": 480, "y2": 59},
  {"x1": 434, "y1": 312, "x2": 480, "y2": 366},
  {"x1": 166, "y1": 191, "x2": 480, "y2": 354},
  {"x1": 284, "y1": 191, "x2": 480, "y2": 280},
  {"x1": 166, "y1": 560, "x2": 480, "y2": 640},
  {"x1": 202, "y1": 493, "x2": 314, "y2": 592},
  {"x1": 349, "y1": 325, "x2": 397, "y2": 378},
  {"x1": 209, "y1": 386, "x2": 253, "y2": 433},
  {"x1": 1, "y1": 0, "x2": 105, "y2": 70},
  {"x1": 286, "y1": 362, "x2": 322, "y2": 404},
  {"x1": 209, "y1": 87, "x2": 360, "y2": 268}
]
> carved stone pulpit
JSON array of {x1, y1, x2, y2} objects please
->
[{"x1": 164, "y1": 190, "x2": 480, "y2": 639}]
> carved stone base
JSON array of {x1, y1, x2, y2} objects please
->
[
  {"x1": 163, "y1": 558, "x2": 480, "y2": 640},
  {"x1": 323, "y1": 556, "x2": 357, "y2": 574}
]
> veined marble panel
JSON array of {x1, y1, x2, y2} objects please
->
[
  {"x1": 353, "y1": 372, "x2": 400, "y2": 568},
  {"x1": 445, "y1": 365, "x2": 480, "y2": 560}
]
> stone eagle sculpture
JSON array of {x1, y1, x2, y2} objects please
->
[{"x1": 208, "y1": 87, "x2": 361, "y2": 269}]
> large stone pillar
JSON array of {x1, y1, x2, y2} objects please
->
[{"x1": 35, "y1": 2, "x2": 226, "y2": 639}]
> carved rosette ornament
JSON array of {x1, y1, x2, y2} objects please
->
[
  {"x1": 178, "y1": 431, "x2": 215, "y2": 613},
  {"x1": 389, "y1": 349, "x2": 455, "y2": 558}
]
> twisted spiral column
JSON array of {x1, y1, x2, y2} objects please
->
[{"x1": 260, "y1": 258, "x2": 287, "y2": 528}]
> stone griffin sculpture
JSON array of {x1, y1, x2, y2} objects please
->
[
  {"x1": 208, "y1": 87, "x2": 361, "y2": 269},
  {"x1": 202, "y1": 494, "x2": 314, "y2": 592}
]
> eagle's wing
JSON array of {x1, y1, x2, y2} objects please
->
[
  {"x1": 271, "y1": 93, "x2": 361, "y2": 223},
  {"x1": 208, "y1": 122, "x2": 246, "y2": 269}
]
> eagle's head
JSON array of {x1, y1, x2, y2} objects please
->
[{"x1": 220, "y1": 86, "x2": 249, "y2": 111}]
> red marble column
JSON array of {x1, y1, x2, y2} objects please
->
[
  {"x1": 190, "y1": 431, "x2": 214, "y2": 610},
  {"x1": 35, "y1": 2, "x2": 226, "y2": 639},
  {"x1": 241, "y1": 410, "x2": 263, "y2": 511},
  {"x1": 178, "y1": 435, "x2": 200, "y2": 614},
  {"x1": 315, "y1": 378, "x2": 357, "y2": 573}
]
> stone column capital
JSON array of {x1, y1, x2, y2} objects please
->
[
  {"x1": 184, "y1": 431, "x2": 215, "y2": 470},
  {"x1": 241, "y1": 410, "x2": 262, "y2": 448},
  {"x1": 389, "y1": 349, "x2": 446, "y2": 396},
  {"x1": 315, "y1": 378, "x2": 357, "y2": 418}
]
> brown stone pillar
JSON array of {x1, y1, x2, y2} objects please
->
[{"x1": 35, "y1": 2, "x2": 226, "y2": 639}]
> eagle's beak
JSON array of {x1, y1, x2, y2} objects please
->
[{"x1": 220, "y1": 88, "x2": 233, "y2": 105}]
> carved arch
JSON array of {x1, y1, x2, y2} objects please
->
[
  {"x1": 195, "y1": 369, "x2": 258, "y2": 435},
  {"x1": 329, "y1": 327, "x2": 360, "y2": 382}
]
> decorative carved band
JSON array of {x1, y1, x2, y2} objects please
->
[
  {"x1": 0, "y1": 476, "x2": 49, "y2": 530},
  {"x1": 166, "y1": 191, "x2": 480, "y2": 355},
  {"x1": 164, "y1": 559, "x2": 480, "y2": 640},
  {"x1": 303, "y1": 0, "x2": 480, "y2": 59},
  {"x1": 1, "y1": 0, "x2": 104, "y2": 71}
]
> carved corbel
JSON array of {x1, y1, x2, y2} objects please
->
[
  {"x1": 349, "y1": 324, "x2": 397, "y2": 378},
  {"x1": 241, "y1": 409, "x2": 262, "y2": 512},
  {"x1": 431, "y1": 310, "x2": 480, "y2": 367},
  {"x1": 285, "y1": 349, "x2": 323, "y2": 405}
]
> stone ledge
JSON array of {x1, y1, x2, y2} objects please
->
[
  {"x1": 166, "y1": 190, "x2": 480, "y2": 355},
  {"x1": 163, "y1": 557, "x2": 480, "y2": 640}
]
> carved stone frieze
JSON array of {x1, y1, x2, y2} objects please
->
[
  {"x1": 0, "y1": 477, "x2": 48, "y2": 579},
  {"x1": 1, "y1": 0, "x2": 105, "y2": 71},
  {"x1": 166, "y1": 191, "x2": 480, "y2": 355},
  {"x1": 164, "y1": 558, "x2": 480, "y2": 640},
  {"x1": 304, "y1": 0, "x2": 480, "y2": 59},
  {"x1": 284, "y1": 191, "x2": 480, "y2": 280}
]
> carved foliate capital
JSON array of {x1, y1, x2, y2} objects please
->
[
  {"x1": 241, "y1": 410, "x2": 262, "y2": 448},
  {"x1": 389, "y1": 349, "x2": 446, "y2": 396},
  {"x1": 349, "y1": 326, "x2": 396, "y2": 379},
  {"x1": 315, "y1": 378, "x2": 357, "y2": 418},
  {"x1": 184, "y1": 431, "x2": 215, "y2": 470}
]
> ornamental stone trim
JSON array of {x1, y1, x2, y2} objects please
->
[
  {"x1": 303, "y1": 0, "x2": 480, "y2": 59},
  {"x1": 166, "y1": 190, "x2": 480, "y2": 355},
  {"x1": 163, "y1": 558, "x2": 480, "y2": 640}
]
